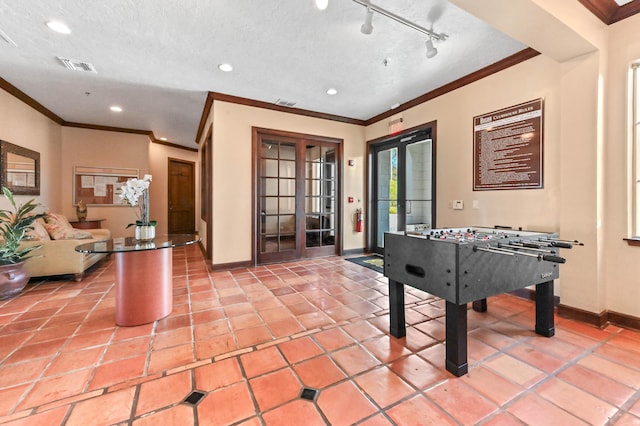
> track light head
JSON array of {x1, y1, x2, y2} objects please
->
[
  {"x1": 425, "y1": 39, "x2": 437, "y2": 58},
  {"x1": 361, "y1": 8, "x2": 374, "y2": 35}
]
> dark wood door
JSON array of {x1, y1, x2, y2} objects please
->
[{"x1": 168, "y1": 158, "x2": 195, "y2": 234}]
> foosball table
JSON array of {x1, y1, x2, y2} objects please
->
[{"x1": 384, "y1": 227, "x2": 578, "y2": 376}]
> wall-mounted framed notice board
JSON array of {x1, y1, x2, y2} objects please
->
[
  {"x1": 73, "y1": 166, "x2": 138, "y2": 206},
  {"x1": 473, "y1": 99, "x2": 544, "y2": 191}
]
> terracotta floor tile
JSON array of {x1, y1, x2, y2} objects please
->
[
  {"x1": 313, "y1": 327, "x2": 355, "y2": 352},
  {"x1": 480, "y1": 412, "x2": 528, "y2": 426},
  {"x1": 506, "y1": 343, "x2": 566, "y2": 373},
  {"x1": 240, "y1": 346, "x2": 287, "y2": 378},
  {"x1": 416, "y1": 342, "x2": 446, "y2": 366},
  {"x1": 0, "y1": 358, "x2": 50, "y2": 388},
  {"x1": 278, "y1": 336, "x2": 324, "y2": 364},
  {"x1": 65, "y1": 387, "x2": 135, "y2": 426},
  {"x1": 135, "y1": 370, "x2": 192, "y2": 416},
  {"x1": 578, "y1": 354, "x2": 640, "y2": 387},
  {"x1": 426, "y1": 379, "x2": 498, "y2": 424},
  {"x1": 595, "y1": 343, "x2": 640, "y2": 371},
  {"x1": 537, "y1": 378, "x2": 617, "y2": 425},
  {"x1": 507, "y1": 393, "x2": 589, "y2": 426},
  {"x1": 194, "y1": 318, "x2": 231, "y2": 340},
  {"x1": 229, "y1": 312, "x2": 264, "y2": 331},
  {"x1": 102, "y1": 336, "x2": 151, "y2": 362},
  {"x1": 234, "y1": 325, "x2": 274, "y2": 348},
  {"x1": 484, "y1": 354, "x2": 546, "y2": 388},
  {"x1": 88, "y1": 355, "x2": 146, "y2": 390},
  {"x1": 43, "y1": 347, "x2": 104, "y2": 377},
  {"x1": 0, "y1": 384, "x2": 30, "y2": 416},
  {"x1": 461, "y1": 366, "x2": 524, "y2": 405},
  {"x1": 612, "y1": 413, "x2": 640, "y2": 426},
  {"x1": 629, "y1": 396, "x2": 640, "y2": 418},
  {"x1": 195, "y1": 334, "x2": 237, "y2": 359},
  {"x1": 259, "y1": 306, "x2": 294, "y2": 323},
  {"x1": 197, "y1": 382, "x2": 256, "y2": 426},
  {"x1": 296, "y1": 310, "x2": 334, "y2": 329},
  {"x1": 195, "y1": 357, "x2": 244, "y2": 390},
  {"x1": 63, "y1": 329, "x2": 113, "y2": 352},
  {"x1": 363, "y1": 335, "x2": 412, "y2": 363},
  {"x1": 266, "y1": 317, "x2": 305, "y2": 338},
  {"x1": 342, "y1": 320, "x2": 385, "y2": 341},
  {"x1": 317, "y1": 380, "x2": 377, "y2": 425},
  {"x1": 249, "y1": 367, "x2": 301, "y2": 411},
  {"x1": 355, "y1": 366, "x2": 415, "y2": 408},
  {"x1": 18, "y1": 368, "x2": 94, "y2": 411},
  {"x1": 558, "y1": 364, "x2": 635, "y2": 407},
  {"x1": 262, "y1": 399, "x2": 327, "y2": 426},
  {"x1": 332, "y1": 344, "x2": 381, "y2": 376},
  {"x1": 293, "y1": 355, "x2": 346, "y2": 389},
  {"x1": 386, "y1": 395, "x2": 457, "y2": 426},
  {"x1": 390, "y1": 354, "x2": 446, "y2": 390},
  {"x1": 147, "y1": 342, "x2": 195, "y2": 374},
  {"x1": 132, "y1": 404, "x2": 195, "y2": 426},
  {"x1": 5, "y1": 338, "x2": 66, "y2": 364},
  {"x1": 192, "y1": 307, "x2": 226, "y2": 324}
]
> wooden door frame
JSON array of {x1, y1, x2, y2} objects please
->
[
  {"x1": 365, "y1": 121, "x2": 437, "y2": 253},
  {"x1": 200, "y1": 127, "x2": 213, "y2": 261},
  {"x1": 252, "y1": 127, "x2": 343, "y2": 265},
  {"x1": 167, "y1": 157, "x2": 196, "y2": 234}
]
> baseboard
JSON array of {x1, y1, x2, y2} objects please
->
[
  {"x1": 212, "y1": 260, "x2": 254, "y2": 271},
  {"x1": 343, "y1": 248, "x2": 366, "y2": 256},
  {"x1": 557, "y1": 304, "x2": 608, "y2": 328},
  {"x1": 606, "y1": 310, "x2": 640, "y2": 331}
]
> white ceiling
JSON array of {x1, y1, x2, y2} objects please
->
[{"x1": 0, "y1": 1, "x2": 535, "y2": 147}]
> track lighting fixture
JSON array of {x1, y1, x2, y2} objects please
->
[
  {"x1": 425, "y1": 38, "x2": 437, "y2": 59},
  {"x1": 361, "y1": 7, "x2": 374, "y2": 34}
]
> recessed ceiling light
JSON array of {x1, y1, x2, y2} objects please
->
[
  {"x1": 110, "y1": 106, "x2": 123, "y2": 113},
  {"x1": 218, "y1": 63, "x2": 233, "y2": 72},
  {"x1": 160, "y1": 137, "x2": 168, "y2": 141},
  {"x1": 315, "y1": 0, "x2": 329, "y2": 10},
  {"x1": 326, "y1": 88, "x2": 338, "y2": 95},
  {"x1": 390, "y1": 103, "x2": 400, "y2": 109},
  {"x1": 46, "y1": 20, "x2": 71, "y2": 34}
]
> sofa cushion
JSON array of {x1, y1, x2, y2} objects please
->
[{"x1": 26, "y1": 218, "x2": 51, "y2": 241}]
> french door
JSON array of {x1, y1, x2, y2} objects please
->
[
  {"x1": 371, "y1": 127, "x2": 435, "y2": 254},
  {"x1": 254, "y1": 129, "x2": 341, "y2": 264}
]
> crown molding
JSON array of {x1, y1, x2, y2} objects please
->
[{"x1": 578, "y1": 0, "x2": 640, "y2": 24}]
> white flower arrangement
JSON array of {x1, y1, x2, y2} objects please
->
[{"x1": 119, "y1": 174, "x2": 155, "y2": 227}]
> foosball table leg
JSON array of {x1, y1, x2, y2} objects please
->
[
  {"x1": 389, "y1": 279, "x2": 406, "y2": 338},
  {"x1": 535, "y1": 280, "x2": 555, "y2": 337},
  {"x1": 445, "y1": 301, "x2": 468, "y2": 376},
  {"x1": 472, "y1": 298, "x2": 488, "y2": 312}
]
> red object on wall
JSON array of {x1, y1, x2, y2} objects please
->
[{"x1": 355, "y1": 209, "x2": 363, "y2": 232}]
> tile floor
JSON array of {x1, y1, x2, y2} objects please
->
[{"x1": 0, "y1": 245, "x2": 639, "y2": 425}]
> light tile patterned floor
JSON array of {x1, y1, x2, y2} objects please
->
[{"x1": 0, "y1": 245, "x2": 639, "y2": 425}]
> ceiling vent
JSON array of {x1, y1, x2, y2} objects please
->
[
  {"x1": 275, "y1": 99, "x2": 296, "y2": 107},
  {"x1": 0, "y1": 29, "x2": 17, "y2": 47},
  {"x1": 57, "y1": 56, "x2": 97, "y2": 73}
]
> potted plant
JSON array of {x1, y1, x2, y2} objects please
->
[
  {"x1": 0, "y1": 186, "x2": 45, "y2": 299},
  {"x1": 119, "y1": 174, "x2": 156, "y2": 241}
]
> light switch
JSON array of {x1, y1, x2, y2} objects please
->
[{"x1": 453, "y1": 200, "x2": 464, "y2": 210}]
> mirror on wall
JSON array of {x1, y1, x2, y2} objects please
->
[{"x1": 0, "y1": 140, "x2": 40, "y2": 195}]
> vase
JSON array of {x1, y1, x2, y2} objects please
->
[
  {"x1": 135, "y1": 225, "x2": 156, "y2": 242},
  {"x1": 76, "y1": 200, "x2": 88, "y2": 222},
  {"x1": 0, "y1": 262, "x2": 30, "y2": 300}
]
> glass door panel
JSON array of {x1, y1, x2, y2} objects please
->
[
  {"x1": 405, "y1": 140, "x2": 433, "y2": 230},
  {"x1": 258, "y1": 141, "x2": 297, "y2": 261},
  {"x1": 305, "y1": 145, "x2": 336, "y2": 252},
  {"x1": 376, "y1": 147, "x2": 398, "y2": 248}
]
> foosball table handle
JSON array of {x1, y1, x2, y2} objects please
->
[{"x1": 542, "y1": 254, "x2": 566, "y2": 264}]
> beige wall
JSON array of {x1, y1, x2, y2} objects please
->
[
  {"x1": 60, "y1": 127, "x2": 151, "y2": 237},
  {"x1": 0, "y1": 90, "x2": 62, "y2": 212},
  {"x1": 204, "y1": 101, "x2": 365, "y2": 265},
  {"x1": 149, "y1": 143, "x2": 198, "y2": 236}
]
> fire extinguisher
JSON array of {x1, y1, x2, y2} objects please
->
[{"x1": 355, "y1": 208, "x2": 363, "y2": 232}]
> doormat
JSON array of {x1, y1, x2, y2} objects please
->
[{"x1": 346, "y1": 255, "x2": 384, "y2": 273}]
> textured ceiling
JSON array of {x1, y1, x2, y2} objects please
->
[{"x1": 0, "y1": 1, "x2": 543, "y2": 147}]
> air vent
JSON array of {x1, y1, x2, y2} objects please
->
[
  {"x1": 0, "y1": 29, "x2": 17, "y2": 47},
  {"x1": 275, "y1": 98, "x2": 296, "y2": 107},
  {"x1": 57, "y1": 57, "x2": 97, "y2": 73}
]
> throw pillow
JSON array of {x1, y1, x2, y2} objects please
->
[
  {"x1": 43, "y1": 222, "x2": 93, "y2": 240},
  {"x1": 45, "y1": 212, "x2": 74, "y2": 230},
  {"x1": 25, "y1": 218, "x2": 51, "y2": 241}
]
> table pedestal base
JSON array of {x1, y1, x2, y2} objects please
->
[{"x1": 115, "y1": 248, "x2": 173, "y2": 326}]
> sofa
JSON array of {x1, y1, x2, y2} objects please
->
[{"x1": 20, "y1": 214, "x2": 112, "y2": 281}]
